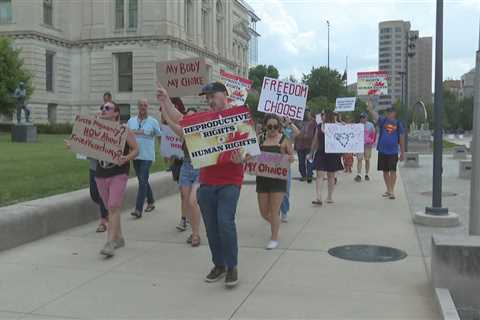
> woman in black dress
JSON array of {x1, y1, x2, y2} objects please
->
[
  {"x1": 310, "y1": 111, "x2": 343, "y2": 205},
  {"x1": 256, "y1": 115, "x2": 294, "y2": 250}
]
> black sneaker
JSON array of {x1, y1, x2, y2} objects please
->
[
  {"x1": 354, "y1": 175, "x2": 362, "y2": 182},
  {"x1": 299, "y1": 177, "x2": 306, "y2": 182},
  {"x1": 307, "y1": 178, "x2": 312, "y2": 183},
  {"x1": 365, "y1": 175, "x2": 370, "y2": 181},
  {"x1": 225, "y1": 267, "x2": 238, "y2": 288},
  {"x1": 205, "y1": 266, "x2": 226, "y2": 283}
]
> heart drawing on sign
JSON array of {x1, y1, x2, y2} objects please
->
[{"x1": 334, "y1": 132, "x2": 354, "y2": 148}]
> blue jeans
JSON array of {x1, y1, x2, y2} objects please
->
[
  {"x1": 133, "y1": 160, "x2": 154, "y2": 213},
  {"x1": 89, "y1": 170, "x2": 108, "y2": 219},
  {"x1": 297, "y1": 149, "x2": 313, "y2": 179},
  {"x1": 197, "y1": 185, "x2": 241, "y2": 269},
  {"x1": 280, "y1": 169, "x2": 291, "y2": 215}
]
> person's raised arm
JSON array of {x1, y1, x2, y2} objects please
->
[
  {"x1": 161, "y1": 106, "x2": 185, "y2": 138},
  {"x1": 367, "y1": 96, "x2": 379, "y2": 122},
  {"x1": 156, "y1": 82, "x2": 183, "y2": 123}
]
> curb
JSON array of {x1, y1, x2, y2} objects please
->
[{"x1": 0, "y1": 171, "x2": 178, "y2": 252}]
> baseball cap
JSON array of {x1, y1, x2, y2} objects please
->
[
  {"x1": 386, "y1": 107, "x2": 396, "y2": 113},
  {"x1": 360, "y1": 112, "x2": 368, "y2": 118},
  {"x1": 199, "y1": 82, "x2": 228, "y2": 96}
]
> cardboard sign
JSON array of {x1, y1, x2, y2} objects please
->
[
  {"x1": 258, "y1": 77, "x2": 308, "y2": 121},
  {"x1": 157, "y1": 57, "x2": 208, "y2": 97},
  {"x1": 324, "y1": 123, "x2": 364, "y2": 154},
  {"x1": 180, "y1": 106, "x2": 260, "y2": 169},
  {"x1": 160, "y1": 125, "x2": 184, "y2": 159},
  {"x1": 357, "y1": 71, "x2": 389, "y2": 96},
  {"x1": 69, "y1": 116, "x2": 128, "y2": 164},
  {"x1": 244, "y1": 151, "x2": 289, "y2": 180},
  {"x1": 335, "y1": 97, "x2": 357, "y2": 112},
  {"x1": 220, "y1": 69, "x2": 252, "y2": 106}
]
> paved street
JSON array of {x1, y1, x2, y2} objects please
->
[{"x1": 0, "y1": 158, "x2": 439, "y2": 319}]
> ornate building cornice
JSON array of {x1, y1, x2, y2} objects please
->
[{"x1": 0, "y1": 30, "x2": 239, "y2": 69}]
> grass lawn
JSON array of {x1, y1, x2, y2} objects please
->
[
  {"x1": 0, "y1": 133, "x2": 167, "y2": 207},
  {"x1": 443, "y1": 139, "x2": 463, "y2": 149}
]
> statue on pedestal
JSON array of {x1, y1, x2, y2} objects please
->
[{"x1": 14, "y1": 82, "x2": 30, "y2": 124}]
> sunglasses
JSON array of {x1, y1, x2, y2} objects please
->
[
  {"x1": 100, "y1": 105, "x2": 113, "y2": 112},
  {"x1": 267, "y1": 124, "x2": 279, "y2": 130}
]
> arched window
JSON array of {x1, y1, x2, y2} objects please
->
[
  {"x1": 184, "y1": 0, "x2": 193, "y2": 38},
  {"x1": 216, "y1": 0, "x2": 225, "y2": 54}
]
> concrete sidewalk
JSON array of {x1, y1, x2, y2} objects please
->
[{"x1": 0, "y1": 163, "x2": 439, "y2": 319}]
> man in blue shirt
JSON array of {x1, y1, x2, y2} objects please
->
[
  {"x1": 367, "y1": 98, "x2": 405, "y2": 200},
  {"x1": 127, "y1": 98, "x2": 162, "y2": 218}
]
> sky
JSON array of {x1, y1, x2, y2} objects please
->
[{"x1": 247, "y1": 0, "x2": 480, "y2": 85}]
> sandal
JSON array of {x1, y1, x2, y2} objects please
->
[
  {"x1": 186, "y1": 234, "x2": 192, "y2": 244},
  {"x1": 145, "y1": 204, "x2": 155, "y2": 213},
  {"x1": 191, "y1": 235, "x2": 201, "y2": 247},
  {"x1": 326, "y1": 199, "x2": 334, "y2": 204},
  {"x1": 389, "y1": 194, "x2": 396, "y2": 200},
  {"x1": 382, "y1": 192, "x2": 390, "y2": 198},
  {"x1": 96, "y1": 223, "x2": 107, "y2": 233},
  {"x1": 312, "y1": 200, "x2": 323, "y2": 206}
]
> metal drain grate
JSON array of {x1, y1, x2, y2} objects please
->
[{"x1": 328, "y1": 245, "x2": 407, "y2": 263}]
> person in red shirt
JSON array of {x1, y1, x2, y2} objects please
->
[{"x1": 157, "y1": 81, "x2": 246, "y2": 288}]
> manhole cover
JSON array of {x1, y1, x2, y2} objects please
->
[
  {"x1": 328, "y1": 245, "x2": 407, "y2": 263},
  {"x1": 420, "y1": 191, "x2": 458, "y2": 197}
]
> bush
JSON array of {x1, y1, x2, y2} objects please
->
[{"x1": 0, "y1": 123, "x2": 73, "y2": 134}]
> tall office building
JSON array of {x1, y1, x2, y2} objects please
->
[{"x1": 378, "y1": 21, "x2": 432, "y2": 109}]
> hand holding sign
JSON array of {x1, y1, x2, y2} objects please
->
[{"x1": 156, "y1": 81, "x2": 169, "y2": 103}]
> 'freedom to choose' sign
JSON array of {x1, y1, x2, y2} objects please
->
[{"x1": 257, "y1": 77, "x2": 308, "y2": 121}]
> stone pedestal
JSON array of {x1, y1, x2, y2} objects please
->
[
  {"x1": 432, "y1": 236, "x2": 480, "y2": 314},
  {"x1": 459, "y1": 160, "x2": 472, "y2": 179},
  {"x1": 11, "y1": 124, "x2": 37, "y2": 143},
  {"x1": 453, "y1": 146, "x2": 468, "y2": 159},
  {"x1": 404, "y1": 152, "x2": 420, "y2": 168}
]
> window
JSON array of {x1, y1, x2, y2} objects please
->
[
  {"x1": 395, "y1": 59, "x2": 401, "y2": 63},
  {"x1": 116, "y1": 53, "x2": 133, "y2": 92},
  {"x1": 395, "y1": 27, "x2": 401, "y2": 32},
  {"x1": 396, "y1": 34, "x2": 403, "y2": 38},
  {"x1": 216, "y1": 0, "x2": 225, "y2": 54},
  {"x1": 128, "y1": 0, "x2": 137, "y2": 29},
  {"x1": 46, "y1": 51, "x2": 55, "y2": 92},
  {"x1": 379, "y1": 59, "x2": 390, "y2": 64},
  {"x1": 379, "y1": 47, "x2": 390, "y2": 52},
  {"x1": 43, "y1": 0, "x2": 53, "y2": 26},
  {"x1": 118, "y1": 104, "x2": 131, "y2": 123},
  {"x1": 380, "y1": 35, "x2": 391, "y2": 40},
  {"x1": 0, "y1": 0, "x2": 12, "y2": 24},
  {"x1": 379, "y1": 53, "x2": 391, "y2": 58},
  {"x1": 115, "y1": 0, "x2": 124, "y2": 29},
  {"x1": 395, "y1": 46, "x2": 402, "y2": 51},
  {"x1": 47, "y1": 104, "x2": 57, "y2": 124},
  {"x1": 185, "y1": 0, "x2": 194, "y2": 37},
  {"x1": 380, "y1": 41, "x2": 392, "y2": 46},
  {"x1": 381, "y1": 28, "x2": 391, "y2": 34}
]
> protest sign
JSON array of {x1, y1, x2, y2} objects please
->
[
  {"x1": 316, "y1": 114, "x2": 323, "y2": 124},
  {"x1": 160, "y1": 124, "x2": 184, "y2": 159},
  {"x1": 244, "y1": 151, "x2": 289, "y2": 180},
  {"x1": 258, "y1": 77, "x2": 308, "y2": 121},
  {"x1": 335, "y1": 97, "x2": 356, "y2": 112},
  {"x1": 180, "y1": 106, "x2": 260, "y2": 169},
  {"x1": 157, "y1": 57, "x2": 208, "y2": 97},
  {"x1": 220, "y1": 69, "x2": 252, "y2": 106},
  {"x1": 357, "y1": 71, "x2": 389, "y2": 96},
  {"x1": 69, "y1": 116, "x2": 128, "y2": 164},
  {"x1": 324, "y1": 123, "x2": 364, "y2": 154}
]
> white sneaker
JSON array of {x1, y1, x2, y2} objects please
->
[
  {"x1": 266, "y1": 240, "x2": 279, "y2": 250},
  {"x1": 281, "y1": 213, "x2": 288, "y2": 223}
]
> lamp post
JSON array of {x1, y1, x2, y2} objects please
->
[{"x1": 426, "y1": 0, "x2": 448, "y2": 215}]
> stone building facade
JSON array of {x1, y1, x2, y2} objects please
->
[{"x1": 0, "y1": 0, "x2": 260, "y2": 123}]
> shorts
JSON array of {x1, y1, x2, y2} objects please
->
[
  {"x1": 377, "y1": 153, "x2": 399, "y2": 172},
  {"x1": 179, "y1": 160, "x2": 200, "y2": 187},
  {"x1": 357, "y1": 146, "x2": 373, "y2": 160},
  {"x1": 95, "y1": 174, "x2": 129, "y2": 209}
]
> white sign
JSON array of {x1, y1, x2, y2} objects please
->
[
  {"x1": 315, "y1": 114, "x2": 323, "y2": 124},
  {"x1": 258, "y1": 77, "x2": 309, "y2": 121},
  {"x1": 335, "y1": 97, "x2": 356, "y2": 112},
  {"x1": 325, "y1": 124, "x2": 364, "y2": 154},
  {"x1": 160, "y1": 125, "x2": 184, "y2": 159}
]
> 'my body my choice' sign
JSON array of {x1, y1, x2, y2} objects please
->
[
  {"x1": 258, "y1": 77, "x2": 308, "y2": 121},
  {"x1": 69, "y1": 116, "x2": 127, "y2": 164},
  {"x1": 157, "y1": 57, "x2": 208, "y2": 97}
]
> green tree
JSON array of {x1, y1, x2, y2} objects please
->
[
  {"x1": 0, "y1": 37, "x2": 32, "y2": 117},
  {"x1": 443, "y1": 89, "x2": 460, "y2": 130},
  {"x1": 248, "y1": 64, "x2": 279, "y2": 91},
  {"x1": 459, "y1": 96, "x2": 473, "y2": 131},
  {"x1": 301, "y1": 66, "x2": 348, "y2": 102}
]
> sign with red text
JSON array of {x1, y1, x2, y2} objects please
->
[
  {"x1": 157, "y1": 57, "x2": 208, "y2": 97},
  {"x1": 258, "y1": 77, "x2": 308, "y2": 121},
  {"x1": 244, "y1": 151, "x2": 289, "y2": 180},
  {"x1": 357, "y1": 71, "x2": 389, "y2": 96},
  {"x1": 160, "y1": 124, "x2": 184, "y2": 159},
  {"x1": 220, "y1": 69, "x2": 252, "y2": 106},
  {"x1": 69, "y1": 116, "x2": 128, "y2": 164},
  {"x1": 180, "y1": 106, "x2": 260, "y2": 169}
]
